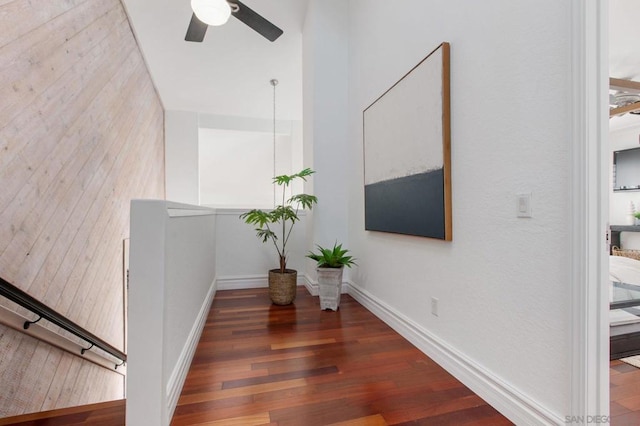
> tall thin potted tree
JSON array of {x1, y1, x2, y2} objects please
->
[{"x1": 240, "y1": 168, "x2": 317, "y2": 305}]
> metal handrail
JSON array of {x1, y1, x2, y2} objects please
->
[{"x1": 0, "y1": 276, "x2": 126, "y2": 367}]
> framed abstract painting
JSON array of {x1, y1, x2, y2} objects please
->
[{"x1": 363, "y1": 42, "x2": 451, "y2": 240}]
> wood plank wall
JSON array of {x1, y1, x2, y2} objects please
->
[{"x1": 0, "y1": 0, "x2": 165, "y2": 417}]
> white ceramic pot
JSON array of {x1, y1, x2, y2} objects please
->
[{"x1": 317, "y1": 267, "x2": 344, "y2": 311}]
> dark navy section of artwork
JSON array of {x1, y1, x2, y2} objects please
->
[{"x1": 364, "y1": 169, "x2": 445, "y2": 239}]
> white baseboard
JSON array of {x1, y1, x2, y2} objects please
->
[
  {"x1": 346, "y1": 280, "x2": 563, "y2": 426},
  {"x1": 216, "y1": 274, "x2": 345, "y2": 299},
  {"x1": 305, "y1": 276, "x2": 349, "y2": 297},
  {"x1": 217, "y1": 274, "x2": 313, "y2": 292},
  {"x1": 216, "y1": 274, "x2": 269, "y2": 290},
  {"x1": 302, "y1": 275, "x2": 318, "y2": 296},
  {"x1": 166, "y1": 279, "x2": 217, "y2": 420}
]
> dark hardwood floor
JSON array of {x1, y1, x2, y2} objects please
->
[
  {"x1": 0, "y1": 287, "x2": 514, "y2": 425},
  {"x1": 0, "y1": 400, "x2": 125, "y2": 426},
  {"x1": 611, "y1": 359, "x2": 640, "y2": 425},
  {"x1": 170, "y1": 287, "x2": 511, "y2": 425},
  {"x1": 5, "y1": 289, "x2": 640, "y2": 424}
]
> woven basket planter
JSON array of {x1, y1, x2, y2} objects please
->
[
  {"x1": 317, "y1": 267, "x2": 344, "y2": 311},
  {"x1": 268, "y1": 269, "x2": 297, "y2": 305},
  {"x1": 612, "y1": 246, "x2": 640, "y2": 261}
]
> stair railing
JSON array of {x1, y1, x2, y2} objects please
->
[{"x1": 0, "y1": 276, "x2": 126, "y2": 368}]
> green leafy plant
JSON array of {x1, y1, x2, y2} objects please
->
[
  {"x1": 635, "y1": 211, "x2": 640, "y2": 220},
  {"x1": 240, "y1": 168, "x2": 318, "y2": 273},
  {"x1": 306, "y1": 242, "x2": 356, "y2": 269}
]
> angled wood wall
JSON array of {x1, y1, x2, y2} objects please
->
[{"x1": 0, "y1": 0, "x2": 165, "y2": 416}]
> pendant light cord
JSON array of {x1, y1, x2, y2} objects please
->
[{"x1": 271, "y1": 79, "x2": 278, "y2": 207}]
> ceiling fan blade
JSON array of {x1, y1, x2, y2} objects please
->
[
  {"x1": 231, "y1": 1, "x2": 283, "y2": 42},
  {"x1": 185, "y1": 13, "x2": 208, "y2": 42}
]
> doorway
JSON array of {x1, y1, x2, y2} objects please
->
[{"x1": 608, "y1": 1, "x2": 640, "y2": 422}]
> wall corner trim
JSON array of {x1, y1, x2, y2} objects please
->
[
  {"x1": 345, "y1": 281, "x2": 563, "y2": 426},
  {"x1": 303, "y1": 275, "x2": 318, "y2": 296},
  {"x1": 568, "y1": 0, "x2": 610, "y2": 420}
]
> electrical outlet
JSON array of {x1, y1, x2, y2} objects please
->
[{"x1": 431, "y1": 297, "x2": 439, "y2": 317}]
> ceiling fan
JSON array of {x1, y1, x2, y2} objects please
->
[{"x1": 185, "y1": 0, "x2": 283, "y2": 43}]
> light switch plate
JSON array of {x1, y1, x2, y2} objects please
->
[
  {"x1": 517, "y1": 193, "x2": 532, "y2": 218},
  {"x1": 431, "y1": 297, "x2": 439, "y2": 317}
]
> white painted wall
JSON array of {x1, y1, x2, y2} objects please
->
[
  {"x1": 165, "y1": 111, "x2": 200, "y2": 204},
  {"x1": 215, "y1": 209, "x2": 308, "y2": 289},
  {"x1": 610, "y1": 124, "x2": 640, "y2": 248},
  {"x1": 302, "y1": 0, "x2": 350, "y2": 284},
  {"x1": 199, "y1": 129, "x2": 292, "y2": 208},
  {"x1": 333, "y1": 0, "x2": 572, "y2": 422},
  {"x1": 164, "y1": 109, "x2": 312, "y2": 289},
  {"x1": 127, "y1": 200, "x2": 216, "y2": 426},
  {"x1": 165, "y1": 111, "x2": 305, "y2": 207}
]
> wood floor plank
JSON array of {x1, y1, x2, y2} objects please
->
[
  {"x1": 222, "y1": 366, "x2": 339, "y2": 390},
  {"x1": 268, "y1": 398, "x2": 378, "y2": 426},
  {"x1": 616, "y1": 393, "x2": 640, "y2": 412},
  {"x1": 611, "y1": 368, "x2": 640, "y2": 386},
  {"x1": 197, "y1": 412, "x2": 271, "y2": 426},
  {"x1": 270, "y1": 337, "x2": 336, "y2": 350},
  {"x1": 612, "y1": 411, "x2": 640, "y2": 426},
  {"x1": 178, "y1": 378, "x2": 309, "y2": 406},
  {"x1": 610, "y1": 379, "x2": 640, "y2": 401},
  {"x1": 610, "y1": 360, "x2": 640, "y2": 425},
  {"x1": 329, "y1": 414, "x2": 388, "y2": 426},
  {"x1": 0, "y1": 399, "x2": 124, "y2": 425},
  {"x1": 611, "y1": 401, "x2": 633, "y2": 417}
]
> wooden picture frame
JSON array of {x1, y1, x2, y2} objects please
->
[{"x1": 363, "y1": 42, "x2": 451, "y2": 240}]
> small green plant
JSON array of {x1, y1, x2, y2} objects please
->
[
  {"x1": 307, "y1": 242, "x2": 356, "y2": 269},
  {"x1": 240, "y1": 168, "x2": 318, "y2": 273},
  {"x1": 635, "y1": 211, "x2": 640, "y2": 220}
]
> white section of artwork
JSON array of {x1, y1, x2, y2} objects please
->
[
  {"x1": 362, "y1": 42, "x2": 451, "y2": 240},
  {"x1": 364, "y1": 46, "x2": 444, "y2": 185}
]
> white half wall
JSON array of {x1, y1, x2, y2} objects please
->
[
  {"x1": 127, "y1": 200, "x2": 216, "y2": 426},
  {"x1": 215, "y1": 209, "x2": 309, "y2": 289},
  {"x1": 165, "y1": 111, "x2": 305, "y2": 208}
]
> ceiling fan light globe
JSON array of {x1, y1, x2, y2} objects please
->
[{"x1": 191, "y1": 0, "x2": 231, "y2": 26}]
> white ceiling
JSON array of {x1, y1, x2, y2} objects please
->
[
  {"x1": 122, "y1": 1, "x2": 639, "y2": 129},
  {"x1": 121, "y1": 0, "x2": 309, "y2": 121},
  {"x1": 609, "y1": 0, "x2": 640, "y2": 130}
]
